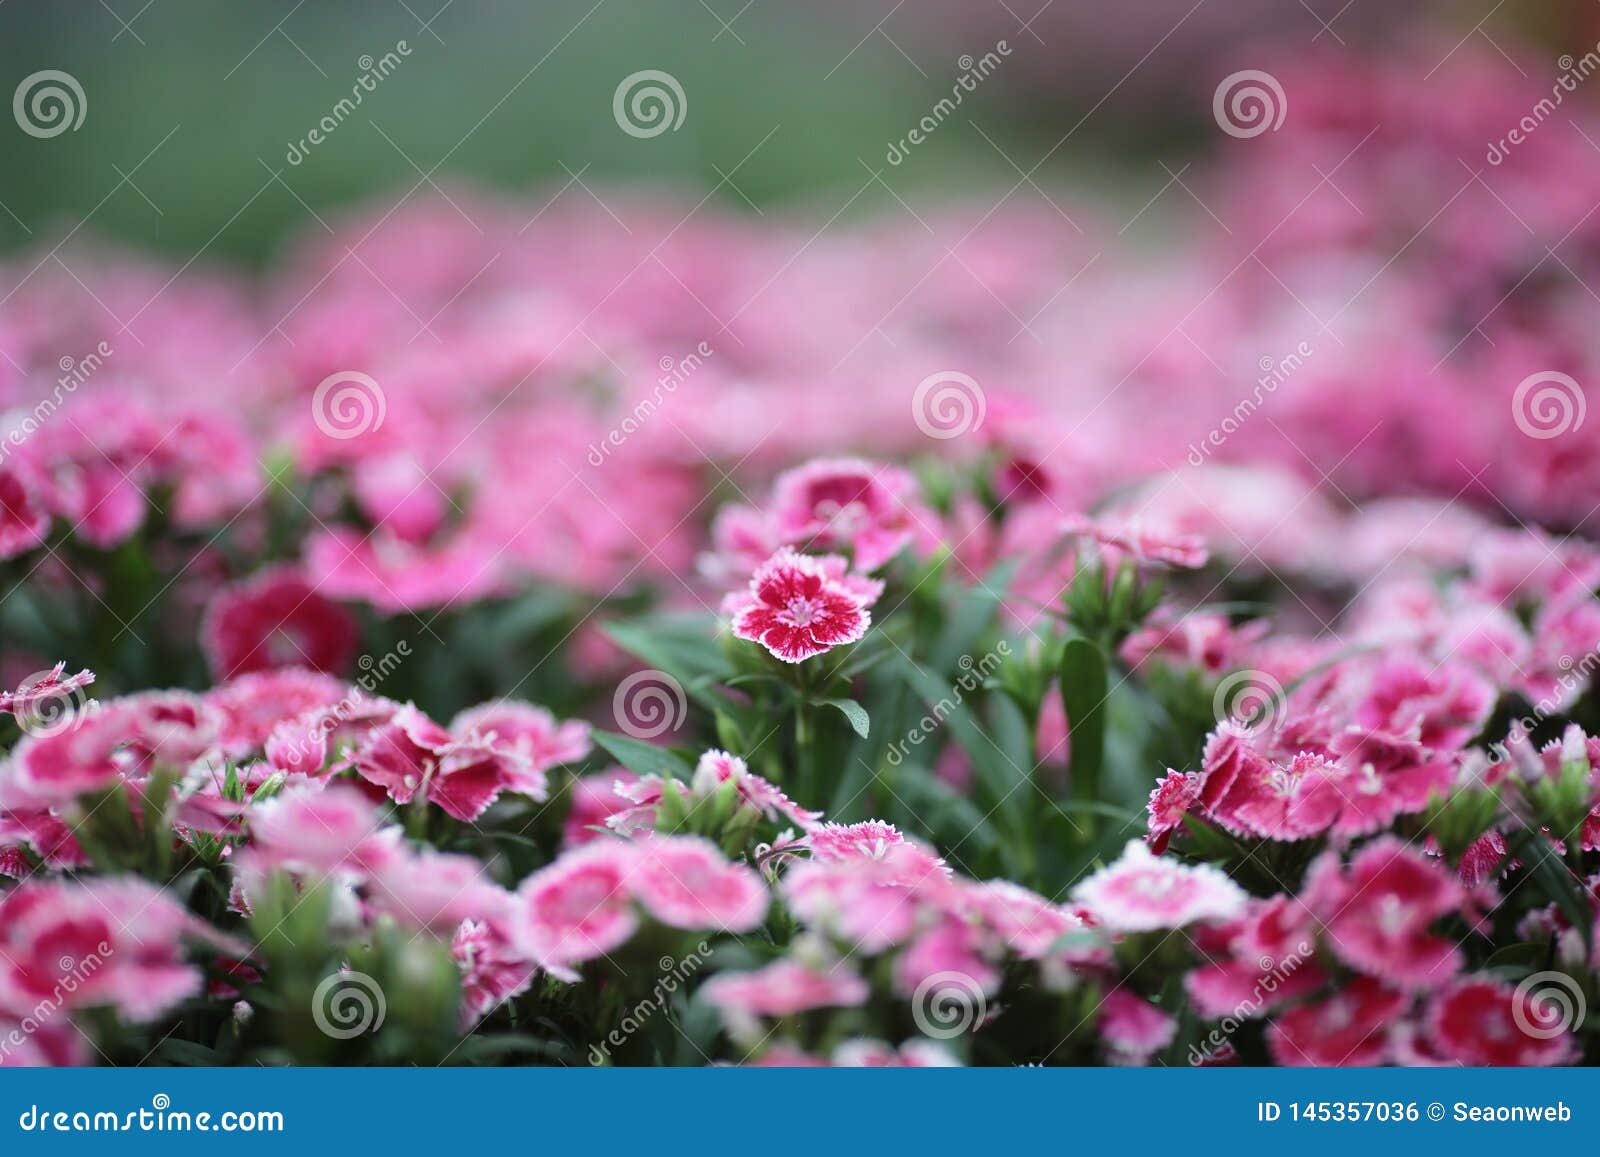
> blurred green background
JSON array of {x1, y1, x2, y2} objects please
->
[{"x1": 0, "y1": 0, "x2": 1571, "y2": 265}]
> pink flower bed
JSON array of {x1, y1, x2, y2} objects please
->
[{"x1": 1, "y1": 39, "x2": 1599, "y2": 1067}]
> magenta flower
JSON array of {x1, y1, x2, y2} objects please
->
[
  {"x1": 201, "y1": 567, "x2": 360, "y2": 680},
  {"x1": 453, "y1": 916, "x2": 535, "y2": 1026},
  {"x1": 0, "y1": 466, "x2": 51, "y2": 559},
  {"x1": 1060, "y1": 513, "x2": 1210, "y2": 570},
  {"x1": 562, "y1": 771, "x2": 639, "y2": 849},
  {"x1": 1099, "y1": 990, "x2": 1177, "y2": 1063},
  {"x1": 1, "y1": 691, "x2": 218, "y2": 811},
  {"x1": 206, "y1": 667, "x2": 348, "y2": 756},
  {"x1": 729, "y1": 548, "x2": 871, "y2": 664},
  {"x1": 511, "y1": 841, "x2": 638, "y2": 980},
  {"x1": 0, "y1": 663, "x2": 94, "y2": 719},
  {"x1": 629, "y1": 836, "x2": 769, "y2": 932},
  {"x1": 1072, "y1": 839, "x2": 1246, "y2": 933},
  {"x1": 1309, "y1": 838, "x2": 1465, "y2": 990},
  {"x1": 1425, "y1": 978, "x2": 1578, "y2": 1066},
  {"x1": 702, "y1": 958, "x2": 870, "y2": 1033},
  {"x1": 0, "y1": 878, "x2": 238, "y2": 1025},
  {"x1": 450, "y1": 701, "x2": 592, "y2": 802},
  {"x1": 351, "y1": 699, "x2": 588, "y2": 821},
  {"x1": 769, "y1": 457, "x2": 926, "y2": 572},
  {"x1": 1266, "y1": 977, "x2": 1408, "y2": 1067}
]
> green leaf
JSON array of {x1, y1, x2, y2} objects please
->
[
  {"x1": 928, "y1": 561, "x2": 1014, "y2": 672},
  {"x1": 592, "y1": 731, "x2": 694, "y2": 780},
  {"x1": 818, "y1": 697, "x2": 870, "y2": 739},
  {"x1": 604, "y1": 617, "x2": 735, "y2": 684},
  {"x1": 1508, "y1": 824, "x2": 1594, "y2": 955},
  {"x1": 1059, "y1": 637, "x2": 1108, "y2": 814},
  {"x1": 447, "y1": 1034, "x2": 573, "y2": 1064},
  {"x1": 896, "y1": 656, "x2": 1026, "y2": 830}
]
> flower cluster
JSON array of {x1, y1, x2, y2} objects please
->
[{"x1": 3, "y1": 31, "x2": 1600, "y2": 1068}]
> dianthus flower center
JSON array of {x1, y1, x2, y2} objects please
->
[{"x1": 779, "y1": 596, "x2": 820, "y2": 628}]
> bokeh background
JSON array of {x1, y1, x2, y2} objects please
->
[{"x1": 0, "y1": 0, "x2": 1580, "y2": 264}]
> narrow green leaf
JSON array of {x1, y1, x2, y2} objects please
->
[
  {"x1": 1508, "y1": 824, "x2": 1594, "y2": 955},
  {"x1": 1060, "y1": 636, "x2": 1109, "y2": 817},
  {"x1": 818, "y1": 697, "x2": 870, "y2": 739},
  {"x1": 592, "y1": 730, "x2": 695, "y2": 781}
]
